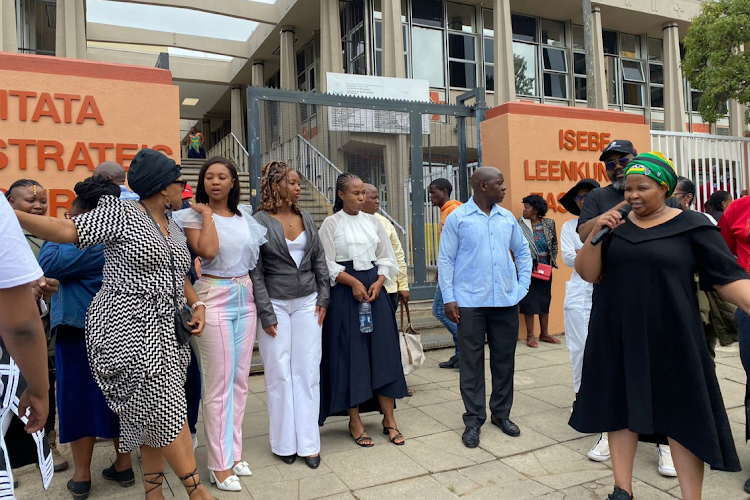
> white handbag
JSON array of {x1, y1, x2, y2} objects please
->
[{"x1": 399, "y1": 304, "x2": 425, "y2": 375}]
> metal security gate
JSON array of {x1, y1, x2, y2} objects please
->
[{"x1": 246, "y1": 86, "x2": 485, "y2": 300}]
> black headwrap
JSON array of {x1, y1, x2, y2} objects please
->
[{"x1": 126, "y1": 149, "x2": 181, "y2": 200}]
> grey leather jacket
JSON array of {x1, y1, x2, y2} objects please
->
[{"x1": 250, "y1": 210, "x2": 330, "y2": 328}]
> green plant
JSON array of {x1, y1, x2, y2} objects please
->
[
  {"x1": 682, "y1": 0, "x2": 750, "y2": 124},
  {"x1": 447, "y1": 484, "x2": 457, "y2": 494}
]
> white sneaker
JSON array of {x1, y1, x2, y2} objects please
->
[
  {"x1": 191, "y1": 433, "x2": 198, "y2": 451},
  {"x1": 587, "y1": 433, "x2": 610, "y2": 462},
  {"x1": 232, "y1": 461, "x2": 253, "y2": 477},
  {"x1": 657, "y1": 445, "x2": 677, "y2": 477},
  {"x1": 208, "y1": 470, "x2": 242, "y2": 492}
]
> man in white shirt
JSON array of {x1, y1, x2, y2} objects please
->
[
  {"x1": 0, "y1": 194, "x2": 53, "y2": 496},
  {"x1": 362, "y1": 184, "x2": 410, "y2": 311}
]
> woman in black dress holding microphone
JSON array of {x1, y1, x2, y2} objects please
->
[{"x1": 570, "y1": 152, "x2": 750, "y2": 500}]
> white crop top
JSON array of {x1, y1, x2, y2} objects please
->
[
  {"x1": 172, "y1": 205, "x2": 268, "y2": 277},
  {"x1": 318, "y1": 210, "x2": 398, "y2": 286},
  {"x1": 286, "y1": 231, "x2": 308, "y2": 268}
]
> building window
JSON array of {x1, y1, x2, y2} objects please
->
[
  {"x1": 447, "y1": 3, "x2": 476, "y2": 90},
  {"x1": 412, "y1": 0, "x2": 444, "y2": 28},
  {"x1": 541, "y1": 19, "x2": 567, "y2": 101},
  {"x1": 341, "y1": 0, "x2": 367, "y2": 75},
  {"x1": 572, "y1": 25, "x2": 586, "y2": 102},
  {"x1": 296, "y1": 41, "x2": 317, "y2": 124},
  {"x1": 603, "y1": 30, "x2": 619, "y2": 106},
  {"x1": 648, "y1": 38, "x2": 664, "y2": 110},
  {"x1": 512, "y1": 14, "x2": 538, "y2": 97},
  {"x1": 620, "y1": 33, "x2": 644, "y2": 107},
  {"x1": 373, "y1": 0, "x2": 409, "y2": 77},
  {"x1": 412, "y1": 26, "x2": 445, "y2": 87},
  {"x1": 482, "y1": 8, "x2": 494, "y2": 93}
]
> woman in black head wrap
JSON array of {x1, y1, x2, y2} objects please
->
[{"x1": 13, "y1": 149, "x2": 219, "y2": 500}]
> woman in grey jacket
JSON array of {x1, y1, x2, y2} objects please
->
[{"x1": 250, "y1": 161, "x2": 330, "y2": 470}]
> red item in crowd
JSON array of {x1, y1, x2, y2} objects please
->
[
  {"x1": 182, "y1": 183, "x2": 194, "y2": 200},
  {"x1": 718, "y1": 194, "x2": 750, "y2": 276}
]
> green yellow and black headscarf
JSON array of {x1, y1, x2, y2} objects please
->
[{"x1": 623, "y1": 151, "x2": 678, "y2": 196}]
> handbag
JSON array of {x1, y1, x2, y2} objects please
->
[
  {"x1": 531, "y1": 262, "x2": 552, "y2": 281},
  {"x1": 398, "y1": 303, "x2": 424, "y2": 375},
  {"x1": 140, "y1": 202, "x2": 193, "y2": 345}
]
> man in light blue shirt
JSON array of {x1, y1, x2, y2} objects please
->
[
  {"x1": 93, "y1": 161, "x2": 139, "y2": 200},
  {"x1": 438, "y1": 167, "x2": 532, "y2": 448}
]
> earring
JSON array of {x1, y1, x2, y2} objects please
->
[{"x1": 165, "y1": 196, "x2": 172, "y2": 210}]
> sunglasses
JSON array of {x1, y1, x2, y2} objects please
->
[
  {"x1": 173, "y1": 180, "x2": 188, "y2": 189},
  {"x1": 605, "y1": 157, "x2": 631, "y2": 170},
  {"x1": 574, "y1": 194, "x2": 588, "y2": 202},
  {"x1": 64, "y1": 212, "x2": 72, "y2": 219}
]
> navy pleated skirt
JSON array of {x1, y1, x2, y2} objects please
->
[
  {"x1": 55, "y1": 326, "x2": 120, "y2": 443},
  {"x1": 319, "y1": 262, "x2": 408, "y2": 425}
]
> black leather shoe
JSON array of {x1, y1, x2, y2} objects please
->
[
  {"x1": 278, "y1": 454, "x2": 297, "y2": 464},
  {"x1": 607, "y1": 486, "x2": 633, "y2": 500},
  {"x1": 491, "y1": 415, "x2": 520, "y2": 437},
  {"x1": 67, "y1": 479, "x2": 91, "y2": 499},
  {"x1": 438, "y1": 356, "x2": 459, "y2": 369},
  {"x1": 462, "y1": 426, "x2": 480, "y2": 448},
  {"x1": 304, "y1": 455, "x2": 321, "y2": 469},
  {"x1": 744, "y1": 477, "x2": 750, "y2": 494},
  {"x1": 102, "y1": 464, "x2": 136, "y2": 487}
]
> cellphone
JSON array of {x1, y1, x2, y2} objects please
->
[{"x1": 37, "y1": 298, "x2": 48, "y2": 316}]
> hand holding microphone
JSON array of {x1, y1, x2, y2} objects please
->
[{"x1": 591, "y1": 206, "x2": 629, "y2": 246}]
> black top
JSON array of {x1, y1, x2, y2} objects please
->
[
  {"x1": 250, "y1": 210, "x2": 330, "y2": 329},
  {"x1": 569, "y1": 210, "x2": 746, "y2": 471},
  {"x1": 577, "y1": 184, "x2": 682, "y2": 231}
]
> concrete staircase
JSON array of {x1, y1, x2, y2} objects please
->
[
  {"x1": 179, "y1": 158, "x2": 252, "y2": 204},
  {"x1": 297, "y1": 174, "x2": 332, "y2": 228}
]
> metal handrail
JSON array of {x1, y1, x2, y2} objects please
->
[
  {"x1": 650, "y1": 130, "x2": 750, "y2": 142},
  {"x1": 207, "y1": 133, "x2": 250, "y2": 171}
]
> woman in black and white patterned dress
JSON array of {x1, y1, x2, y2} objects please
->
[{"x1": 14, "y1": 149, "x2": 218, "y2": 500}]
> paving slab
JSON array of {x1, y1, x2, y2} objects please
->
[
  {"x1": 501, "y1": 443, "x2": 611, "y2": 490},
  {"x1": 354, "y1": 475, "x2": 458, "y2": 500},
  {"x1": 323, "y1": 443, "x2": 428, "y2": 490}
]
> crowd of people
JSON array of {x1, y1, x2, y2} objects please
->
[{"x1": 2, "y1": 140, "x2": 750, "y2": 500}]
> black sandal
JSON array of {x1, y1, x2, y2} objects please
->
[
  {"x1": 180, "y1": 468, "x2": 202, "y2": 497},
  {"x1": 144, "y1": 471, "x2": 173, "y2": 498},
  {"x1": 382, "y1": 425, "x2": 405, "y2": 445},
  {"x1": 349, "y1": 429, "x2": 375, "y2": 448}
]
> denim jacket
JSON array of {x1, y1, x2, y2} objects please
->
[{"x1": 38, "y1": 242, "x2": 105, "y2": 330}]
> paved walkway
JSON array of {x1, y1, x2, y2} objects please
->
[{"x1": 14, "y1": 340, "x2": 750, "y2": 500}]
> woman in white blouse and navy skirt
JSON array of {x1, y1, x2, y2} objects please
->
[
  {"x1": 173, "y1": 157, "x2": 267, "y2": 493},
  {"x1": 318, "y1": 173, "x2": 409, "y2": 447}
]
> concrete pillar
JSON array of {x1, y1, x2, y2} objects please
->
[
  {"x1": 0, "y1": 0, "x2": 18, "y2": 52},
  {"x1": 492, "y1": 0, "x2": 515, "y2": 106},
  {"x1": 231, "y1": 86, "x2": 246, "y2": 147},
  {"x1": 590, "y1": 7, "x2": 608, "y2": 110},
  {"x1": 56, "y1": 0, "x2": 87, "y2": 58},
  {"x1": 279, "y1": 26, "x2": 297, "y2": 90},
  {"x1": 320, "y1": 0, "x2": 343, "y2": 92},
  {"x1": 381, "y1": 0, "x2": 405, "y2": 78},
  {"x1": 729, "y1": 100, "x2": 747, "y2": 137},
  {"x1": 663, "y1": 22, "x2": 687, "y2": 132},
  {"x1": 202, "y1": 118, "x2": 212, "y2": 150},
  {"x1": 251, "y1": 60, "x2": 265, "y2": 87}
]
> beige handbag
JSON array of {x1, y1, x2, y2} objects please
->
[{"x1": 399, "y1": 304, "x2": 425, "y2": 375}]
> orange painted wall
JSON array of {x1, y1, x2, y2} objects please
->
[
  {"x1": 0, "y1": 53, "x2": 180, "y2": 218},
  {"x1": 481, "y1": 102, "x2": 651, "y2": 339}
]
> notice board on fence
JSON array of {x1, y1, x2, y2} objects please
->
[{"x1": 326, "y1": 73, "x2": 431, "y2": 135}]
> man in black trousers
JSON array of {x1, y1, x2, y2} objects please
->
[{"x1": 438, "y1": 167, "x2": 532, "y2": 448}]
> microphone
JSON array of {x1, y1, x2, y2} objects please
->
[{"x1": 591, "y1": 207, "x2": 630, "y2": 246}]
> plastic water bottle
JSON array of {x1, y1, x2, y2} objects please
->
[{"x1": 359, "y1": 299, "x2": 373, "y2": 333}]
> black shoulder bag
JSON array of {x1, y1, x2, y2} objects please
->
[{"x1": 140, "y1": 202, "x2": 193, "y2": 345}]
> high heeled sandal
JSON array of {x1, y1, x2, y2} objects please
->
[
  {"x1": 144, "y1": 471, "x2": 173, "y2": 498},
  {"x1": 180, "y1": 469, "x2": 203, "y2": 497},
  {"x1": 382, "y1": 425, "x2": 405, "y2": 445},
  {"x1": 349, "y1": 429, "x2": 374, "y2": 447}
]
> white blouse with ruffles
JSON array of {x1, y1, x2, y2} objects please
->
[
  {"x1": 172, "y1": 205, "x2": 268, "y2": 277},
  {"x1": 318, "y1": 210, "x2": 399, "y2": 286}
]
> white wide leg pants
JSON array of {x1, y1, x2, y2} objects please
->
[
  {"x1": 564, "y1": 281, "x2": 592, "y2": 394},
  {"x1": 258, "y1": 292, "x2": 322, "y2": 456}
]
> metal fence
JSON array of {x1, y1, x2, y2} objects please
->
[
  {"x1": 206, "y1": 132, "x2": 250, "y2": 172},
  {"x1": 651, "y1": 131, "x2": 750, "y2": 209},
  {"x1": 246, "y1": 86, "x2": 485, "y2": 300}
]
